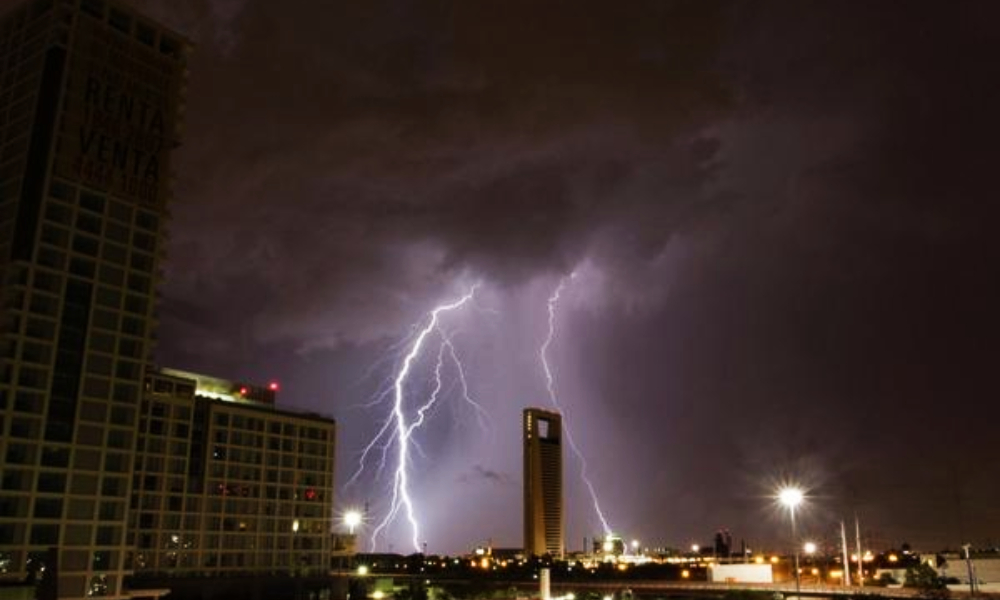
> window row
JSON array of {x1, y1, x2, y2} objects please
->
[
  {"x1": 19, "y1": 310, "x2": 148, "y2": 341},
  {"x1": 1, "y1": 468, "x2": 129, "y2": 497},
  {"x1": 0, "y1": 521, "x2": 123, "y2": 547},
  {"x1": 210, "y1": 433, "x2": 332, "y2": 457},
  {"x1": 0, "y1": 495, "x2": 125, "y2": 522},
  {"x1": 5, "y1": 417, "x2": 136, "y2": 445},
  {"x1": 33, "y1": 248, "x2": 155, "y2": 292},
  {"x1": 214, "y1": 413, "x2": 331, "y2": 441},
  {"x1": 38, "y1": 224, "x2": 158, "y2": 273},
  {"x1": 49, "y1": 180, "x2": 161, "y2": 233}
]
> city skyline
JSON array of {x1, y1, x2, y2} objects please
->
[{"x1": 74, "y1": 0, "x2": 1000, "y2": 554}]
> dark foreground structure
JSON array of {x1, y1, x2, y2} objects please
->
[
  {"x1": 0, "y1": 0, "x2": 188, "y2": 596},
  {"x1": 0, "y1": 2, "x2": 338, "y2": 599}
]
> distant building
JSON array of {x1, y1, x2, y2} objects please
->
[
  {"x1": 937, "y1": 552, "x2": 1000, "y2": 591},
  {"x1": 0, "y1": 0, "x2": 187, "y2": 597},
  {"x1": 594, "y1": 534, "x2": 625, "y2": 559},
  {"x1": 131, "y1": 368, "x2": 336, "y2": 581},
  {"x1": 523, "y1": 408, "x2": 563, "y2": 558}
]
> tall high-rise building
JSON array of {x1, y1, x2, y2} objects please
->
[
  {"x1": 0, "y1": 0, "x2": 188, "y2": 597},
  {"x1": 523, "y1": 408, "x2": 563, "y2": 558}
]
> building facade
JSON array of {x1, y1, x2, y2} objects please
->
[
  {"x1": 131, "y1": 369, "x2": 336, "y2": 581},
  {"x1": 523, "y1": 408, "x2": 563, "y2": 558},
  {"x1": 0, "y1": 0, "x2": 187, "y2": 597}
]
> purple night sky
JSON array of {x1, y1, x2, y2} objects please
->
[{"x1": 115, "y1": 0, "x2": 999, "y2": 554}]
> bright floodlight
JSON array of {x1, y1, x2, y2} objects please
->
[
  {"x1": 804, "y1": 542, "x2": 817, "y2": 554},
  {"x1": 344, "y1": 510, "x2": 362, "y2": 534},
  {"x1": 778, "y1": 487, "x2": 804, "y2": 509}
]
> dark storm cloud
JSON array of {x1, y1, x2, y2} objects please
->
[
  {"x1": 125, "y1": 0, "x2": 1000, "y2": 551},
  {"x1": 130, "y1": 0, "x2": 735, "y2": 355},
  {"x1": 574, "y1": 0, "x2": 1000, "y2": 548}
]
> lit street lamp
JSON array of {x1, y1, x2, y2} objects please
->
[
  {"x1": 344, "y1": 510, "x2": 362, "y2": 535},
  {"x1": 778, "y1": 487, "x2": 804, "y2": 597}
]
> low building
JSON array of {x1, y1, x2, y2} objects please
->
[{"x1": 938, "y1": 552, "x2": 1000, "y2": 592}]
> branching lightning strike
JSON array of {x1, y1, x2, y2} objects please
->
[
  {"x1": 542, "y1": 277, "x2": 613, "y2": 536},
  {"x1": 350, "y1": 286, "x2": 483, "y2": 553}
]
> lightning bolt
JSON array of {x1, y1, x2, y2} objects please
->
[
  {"x1": 441, "y1": 330, "x2": 492, "y2": 432},
  {"x1": 366, "y1": 286, "x2": 480, "y2": 552},
  {"x1": 542, "y1": 277, "x2": 613, "y2": 536}
]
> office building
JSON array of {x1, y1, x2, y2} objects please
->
[
  {"x1": 131, "y1": 368, "x2": 336, "y2": 581},
  {"x1": 0, "y1": 0, "x2": 187, "y2": 597},
  {"x1": 523, "y1": 408, "x2": 563, "y2": 558}
]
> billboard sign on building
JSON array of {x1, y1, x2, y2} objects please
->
[{"x1": 54, "y1": 17, "x2": 183, "y2": 206}]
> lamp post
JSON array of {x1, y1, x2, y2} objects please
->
[{"x1": 778, "y1": 487, "x2": 804, "y2": 598}]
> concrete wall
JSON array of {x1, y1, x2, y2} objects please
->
[
  {"x1": 708, "y1": 563, "x2": 774, "y2": 583},
  {"x1": 939, "y1": 555, "x2": 1000, "y2": 584}
]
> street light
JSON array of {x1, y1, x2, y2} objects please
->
[
  {"x1": 344, "y1": 510, "x2": 362, "y2": 535},
  {"x1": 778, "y1": 486, "x2": 805, "y2": 597}
]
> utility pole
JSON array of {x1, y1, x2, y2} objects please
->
[
  {"x1": 963, "y1": 544, "x2": 977, "y2": 597},
  {"x1": 792, "y1": 512, "x2": 801, "y2": 598},
  {"x1": 840, "y1": 521, "x2": 851, "y2": 586},
  {"x1": 854, "y1": 515, "x2": 864, "y2": 588}
]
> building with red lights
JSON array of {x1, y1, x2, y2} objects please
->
[{"x1": 131, "y1": 368, "x2": 336, "y2": 581}]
